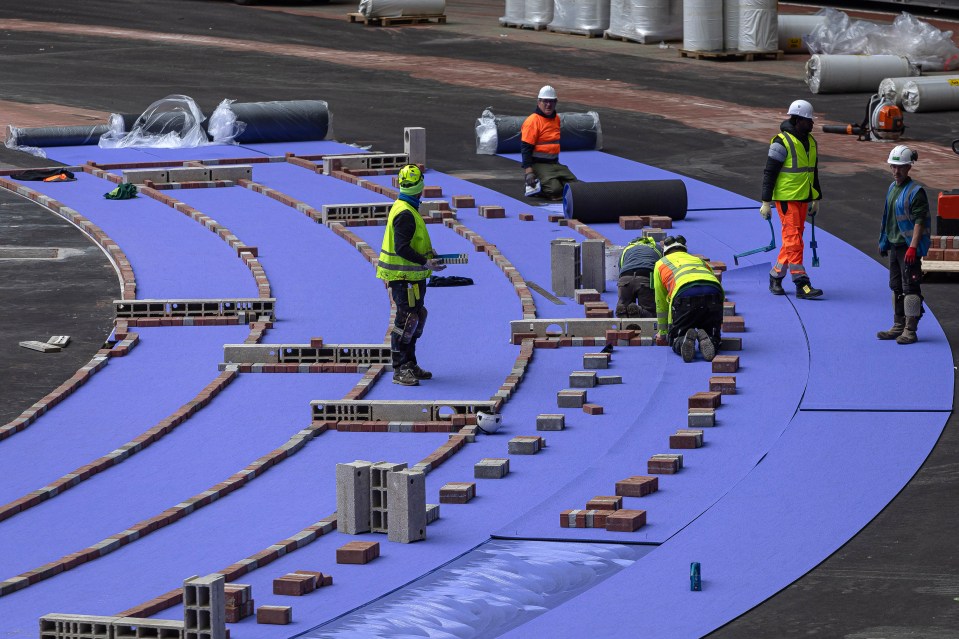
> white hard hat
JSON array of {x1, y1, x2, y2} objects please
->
[
  {"x1": 888, "y1": 144, "x2": 917, "y2": 165},
  {"x1": 538, "y1": 85, "x2": 558, "y2": 100},
  {"x1": 787, "y1": 99, "x2": 815, "y2": 120},
  {"x1": 476, "y1": 412, "x2": 502, "y2": 434}
]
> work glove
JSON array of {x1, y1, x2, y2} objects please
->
[
  {"x1": 759, "y1": 201, "x2": 772, "y2": 220},
  {"x1": 905, "y1": 247, "x2": 917, "y2": 265},
  {"x1": 655, "y1": 333, "x2": 668, "y2": 347},
  {"x1": 808, "y1": 200, "x2": 819, "y2": 216},
  {"x1": 426, "y1": 258, "x2": 447, "y2": 272},
  {"x1": 525, "y1": 172, "x2": 538, "y2": 188}
]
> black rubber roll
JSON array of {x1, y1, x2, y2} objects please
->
[
  {"x1": 490, "y1": 112, "x2": 601, "y2": 153},
  {"x1": 562, "y1": 180, "x2": 688, "y2": 222},
  {"x1": 11, "y1": 124, "x2": 110, "y2": 147},
  {"x1": 227, "y1": 100, "x2": 330, "y2": 143}
]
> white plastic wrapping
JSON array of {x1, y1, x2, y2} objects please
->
[
  {"x1": 683, "y1": 0, "x2": 722, "y2": 52},
  {"x1": 3, "y1": 127, "x2": 46, "y2": 158},
  {"x1": 207, "y1": 99, "x2": 247, "y2": 144},
  {"x1": 902, "y1": 78, "x2": 959, "y2": 113},
  {"x1": 806, "y1": 54, "x2": 914, "y2": 95},
  {"x1": 606, "y1": 0, "x2": 682, "y2": 44},
  {"x1": 526, "y1": 0, "x2": 553, "y2": 27},
  {"x1": 723, "y1": 0, "x2": 739, "y2": 51},
  {"x1": 805, "y1": 8, "x2": 959, "y2": 72},
  {"x1": 549, "y1": 0, "x2": 610, "y2": 34},
  {"x1": 358, "y1": 0, "x2": 445, "y2": 18},
  {"x1": 738, "y1": 0, "x2": 777, "y2": 53},
  {"x1": 99, "y1": 95, "x2": 208, "y2": 149},
  {"x1": 501, "y1": 0, "x2": 524, "y2": 23},
  {"x1": 778, "y1": 14, "x2": 825, "y2": 54}
]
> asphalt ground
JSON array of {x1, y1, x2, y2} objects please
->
[{"x1": 0, "y1": 1, "x2": 957, "y2": 636}]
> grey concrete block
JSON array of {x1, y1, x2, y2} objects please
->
[
  {"x1": 550, "y1": 239, "x2": 580, "y2": 298},
  {"x1": 122, "y1": 168, "x2": 168, "y2": 184},
  {"x1": 583, "y1": 353, "x2": 609, "y2": 369},
  {"x1": 183, "y1": 573, "x2": 226, "y2": 639},
  {"x1": 597, "y1": 375, "x2": 623, "y2": 385},
  {"x1": 581, "y1": 239, "x2": 606, "y2": 292},
  {"x1": 569, "y1": 371, "x2": 597, "y2": 388},
  {"x1": 508, "y1": 436, "x2": 544, "y2": 455},
  {"x1": 557, "y1": 389, "x2": 587, "y2": 408},
  {"x1": 425, "y1": 503, "x2": 440, "y2": 524},
  {"x1": 167, "y1": 166, "x2": 211, "y2": 182},
  {"x1": 386, "y1": 469, "x2": 426, "y2": 543},
  {"x1": 536, "y1": 414, "x2": 565, "y2": 431},
  {"x1": 404, "y1": 127, "x2": 426, "y2": 167},
  {"x1": 474, "y1": 458, "x2": 510, "y2": 479},
  {"x1": 642, "y1": 228, "x2": 666, "y2": 242},
  {"x1": 210, "y1": 164, "x2": 252, "y2": 181},
  {"x1": 688, "y1": 410, "x2": 716, "y2": 427},
  {"x1": 336, "y1": 461, "x2": 372, "y2": 534}
]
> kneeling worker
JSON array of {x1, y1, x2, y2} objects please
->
[
  {"x1": 653, "y1": 236, "x2": 725, "y2": 362},
  {"x1": 616, "y1": 236, "x2": 661, "y2": 318},
  {"x1": 376, "y1": 164, "x2": 446, "y2": 386},
  {"x1": 521, "y1": 85, "x2": 578, "y2": 200}
]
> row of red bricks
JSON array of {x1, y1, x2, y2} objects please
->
[
  {"x1": 342, "y1": 364, "x2": 387, "y2": 400},
  {"x1": 332, "y1": 421, "x2": 462, "y2": 433},
  {"x1": 0, "y1": 175, "x2": 138, "y2": 299},
  {"x1": 926, "y1": 236, "x2": 959, "y2": 261},
  {"x1": 236, "y1": 363, "x2": 362, "y2": 374}
]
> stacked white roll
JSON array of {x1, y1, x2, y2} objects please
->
[
  {"x1": 778, "y1": 14, "x2": 824, "y2": 54},
  {"x1": 359, "y1": 0, "x2": 445, "y2": 17},
  {"x1": 683, "y1": 0, "x2": 722, "y2": 52},
  {"x1": 526, "y1": 0, "x2": 553, "y2": 26},
  {"x1": 878, "y1": 76, "x2": 958, "y2": 106},
  {"x1": 723, "y1": 0, "x2": 739, "y2": 51},
  {"x1": 574, "y1": 0, "x2": 611, "y2": 31},
  {"x1": 806, "y1": 54, "x2": 913, "y2": 94},
  {"x1": 902, "y1": 77, "x2": 959, "y2": 113},
  {"x1": 738, "y1": 0, "x2": 777, "y2": 52},
  {"x1": 606, "y1": 0, "x2": 681, "y2": 44},
  {"x1": 502, "y1": 0, "x2": 525, "y2": 23}
]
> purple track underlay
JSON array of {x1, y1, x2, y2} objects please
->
[{"x1": 0, "y1": 141, "x2": 950, "y2": 639}]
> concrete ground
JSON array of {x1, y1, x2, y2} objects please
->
[{"x1": 0, "y1": 1, "x2": 957, "y2": 636}]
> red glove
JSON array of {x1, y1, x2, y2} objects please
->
[{"x1": 905, "y1": 247, "x2": 917, "y2": 265}]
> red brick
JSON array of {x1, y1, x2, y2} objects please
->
[
  {"x1": 723, "y1": 316, "x2": 745, "y2": 332},
  {"x1": 606, "y1": 509, "x2": 647, "y2": 532},
  {"x1": 336, "y1": 541, "x2": 379, "y2": 564},
  {"x1": 669, "y1": 432, "x2": 703, "y2": 449},
  {"x1": 451, "y1": 195, "x2": 475, "y2": 208},
  {"x1": 519, "y1": 213, "x2": 535, "y2": 221},
  {"x1": 583, "y1": 403, "x2": 604, "y2": 415},
  {"x1": 478, "y1": 205, "x2": 506, "y2": 219},
  {"x1": 548, "y1": 214, "x2": 565, "y2": 222},
  {"x1": 586, "y1": 495, "x2": 622, "y2": 511},
  {"x1": 647, "y1": 215, "x2": 672, "y2": 229},
  {"x1": 257, "y1": 605, "x2": 292, "y2": 625},
  {"x1": 615, "y1": 475, "x2": 658, "y2": 497},
  {"x1": 711, "y1": 355, "x2": 739, "y2": 373},
  {"x1": 273, "y1": 573, "x2": 316, "y2": 596},
  {"x1": 422, "y1": 186, "x2": 443, "y2": 198},
  {"x1": 926, "y1": 248, "x2": 944, "y2": 261},
  {"x1": 619, "y1": 216, "x2": 645, "y2": 230},
  {"x1": 648, "y1": 457, "x2": 681, "y2": 474},
  {"x1": 689, "y1": 391, "x2": 721, "y2": 409},
  {"x1": 226, "y1": 600, "x2": 255, "y2": 623},
  {"x1": 439, "y1": 482, "x2": 476, "y2": 504},
  {"x1": 559, "y1": 509, "x2": 608, "y2": 528},
  {"x1": 709, "y1": 375, "x2": 737, "y2": 395},
  {"x1": 944, "y1": 248, "x2": 959, "y2": 261}
]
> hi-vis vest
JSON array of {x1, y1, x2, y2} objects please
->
[
  {"x1": 653, "y1": 252, "x2": 723, "y2": 334},
  {"x1": 521, "y1": 113, "x2": 561, "y2": 162},
  {"x1": 376, "y1": 200, "x2": 433, "y2": 281},
  {"x1": 771, "y1": 131, "x2": 819, "y2": 202},
  {"x1": 878, "y1": 179, "x2": 930, "y2": 256}
]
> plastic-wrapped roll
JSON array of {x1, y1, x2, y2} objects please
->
[
  {"x1": 8, "y1": 124, "x2": 109, "y2": 147},
  {"x1": 607, "y1": 0, "x2": 682, "y2": 44},
  {"x1": 806, "y1": 54, "x2": 913, "y2": 94},
  {"x1": 208, "y1": 100, "x2": 330, "y2": 144},
  {"x1": 683, "y1": 0, "x2": 723, "y2": 52},
  {"x1": 738, "y1": 0, "x2": 777, "y2": 53},
  {"x1": 901, "y1": 78, "x2": 959, "y2": 113},
  {"x1": 525, "y1": 0, "x2": 553, "y2": 26},
  {"x1": 550, "y1": 0, "x2": 609, "y2": 32},
  {"x1": 562, "y1": 180, "x2": 688, "y2": 222},
  {"x1": 878, "y1": 76, "x2": 959, "y2": 106},
  {"x1": 108, "y1": 113, "x2": 141, "y2": 134},
  {"x1": 474, "y1": 111, "x2": 602, "y2": 154},
  {"x1": 358, "y1": 0, "x2": 445, "y2": 17},
  {"x1": 501, "y1": 0, "x2": 524, "y2": 22},
  {"x1": 723, "y1": 0, "x2": 739, "y2": 51},
  {"x1": 778, "y1": 14, "x2": 824, "y2": 54}
]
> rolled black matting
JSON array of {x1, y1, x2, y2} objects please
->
[
  {"x1": 563, "y1": 180, "x2": 688, "y2": 222},
  {"x1": 490, "y1": 112, "x2": 600, "y2": 153},
  {"x1": 11, "y1": 125, "x2": 110, "y2": 147},
  {"x1": 227, "y1": 100, "x2": 330, "y2": 143}
]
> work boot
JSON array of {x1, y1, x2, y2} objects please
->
[
  {"x1": 680, "y1": 328, "x2": 697, "y2": 363},
  {"x1": 794, "y1": 278, "x2": 823, "y2": 299},
  {"x1": 877, "y1": 316, "x2": 906, "y2": 340},
  {"x1": 615, "y1": 303, "x2": 628, "y2": 318},
  {"x1": 626, "y1": 303, "x2": 641, "y2": 318},
  {"x1": 392, "y1": 366, "x2": 419, "y2": 386},
  {"x1": 409, "y1": 363, "x2": 433, "y2": 380},
  {"x1": 769, "y1": 275, "x2": 785, "y2": 295},
  {"x1": 696, "y1": 329, "x2": 717, "y2": 362},
  {"x1": 896, "y1": 317, "x2": 919, "y2": 345}
]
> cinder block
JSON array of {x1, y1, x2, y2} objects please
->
[
  {"x1": 558, "y1": 389, "x2": 587, "y2": 408},
  {"x1": 709, "y1": 376, "x2": 737, "y2": 395},
  {"x1": 606, "y1": 509, "x2": 647, "y2": 532},
  {"x1": 581, "y1": 239, "x2": 606, "y2": 293},
  {"x1": 711, "y1": 355, "x2": 739, "y2": 373},
  {"x1": 615, "y1": 475, "x2": 658, "y2": 497},
  {"x1": 387, "y1": 469, "x2": 427, "y2": 543},
  {"x1": 425, "y1": 503, "x2": 440, "y2": 524},
  {"x1": 210, "y1": 165, "x2": 253, "y2": 181},
  {"x1": 404, "y1": 126, "x2": 426, "y2": 167},
  {"x1": 439, "y1": 482, "x2": 475, "y2": 504},
  {"x1": 688, "y1": 409, "x2": 716, "y2": 427},
  {"x1": 582, "y1": 403, "x2": 603, "y2": 415},
  {"x1": 574, "y1": 289, "x2": 601, "y2": 304},
  {"x1": 167, "y1": 166, "x2": 212, "y2": 182},
  {"x1": 670, "y1": 430, "x2": 704, "y2": 449},
  {"x1": 336, "y1": 461, "x2": 371, "y2": 535},
  {"x1": 586, "y1": 495, "x2": 622, "y2": 510},
  {"x1": 689, "y1": 391, "x2": 722, "y2": 409},
  {"x1": 508, "y1": 436, "x2": 544, "y2": 455},
  {"x1": 184, "y1": 573, "x2": 226, "y2": 638},
  {"x1": 536, "y1": 414, "x2": 565, "y2": 431},
  {"x1": 569, "y1": 371, "x2": 598, "y2": 388},
  {"x1": 273, "y1": 573, "x2": 315, "y2": 596},
  {"x1": 583, "y1": 353, "x2": 609, "y2": 369},
  {"x1": 560, "y1": 509, "x2": 608, "y2": 528},
  {"x1": 474, "y1": 458, "x2": 510, "y2": 479},
  {"x1": 336, "y1": 541, "x2": 380, "y2": 564},
  {"x1": 122, "y1": 168, "x2": 168, "y2": 184},
  {"x1": 551, "y1": 239, "x2": 581, "y2": 298},
  {"x1": 257, "y1": 605, "x2": 292, "y2": 625}
]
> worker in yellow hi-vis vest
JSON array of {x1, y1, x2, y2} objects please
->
[{"x1": 376, "y1": 165, "x2": 446, "y2": 386}]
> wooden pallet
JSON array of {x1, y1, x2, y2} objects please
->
[
  {"x1": 498, "y1": 19, "x2": 548, "y2": 31},
  {"x1": 922, "y1": 260, "x2": 959, "y2": 273},
  {"x1": 546, "y1": 25, "x2": 604, "y2": 38},
  {"x1": 678, "y1": 48, "x2": 784, "y2": 61},
  {"x1": 347, "y1": 12, "x2": 446, "y2": 26}
]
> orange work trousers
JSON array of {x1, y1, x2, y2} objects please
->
[{"x1": 770, "y1": 200, "x2": 808, "y2": 281}]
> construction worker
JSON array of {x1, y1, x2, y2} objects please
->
[
  {"x1": 760, "y1": 99, "x2": 824, "y2": 299},
  {"x1": 376, "y1": 164, "x2": 446, "y2": 386},
  {"x1": 616, "y1": 236, "x2": 662, "y2": 318},
  {"x1": 877, "y1": 145, "x2": 930, "y2": 345},
  {"x1": 521, "y1": 85, "x2": 578, "y2": 200},
  {"x1": 653, "y1": 236, "x2": 724, "y2": 363}
]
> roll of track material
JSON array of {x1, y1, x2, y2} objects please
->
[
  {"x1": 738, "y1": 0, "x2": 777, "y2": 53},
  {"x1": 778, "y1": 14, "x2": 823, "y2": 54},
  {"x1": 723, "y1": 0, "x2": 740, "y2": 51},
  {"x1": 208, "y1": 100, "x2": 330, "y2": 144},
  {"x1": 806, "y1": 54, "x2": 913, "y2": 94},
  {"x1": 8, "y1": 124, "x2": 109, "y2": 147},
  {"x1": 501, "y1": 0, "x2": 524, "y2": 22},
  {"x1": 359, "y1": 0, "x2": 445, "y2": 17},
  {"x1": 475, "y1": 111, "x2": 602, "y2": 154},
  {"x1": 562, "y1": 180, "x2": 688, "y2": 222},
  {"x1": 683, "y1": 0, "x2": 723, "y2": 52},
  {"x1": 878, "y1": 76, "x2": 958, "y2": 106},
  {"x1": 901, "y1": 78, "x2": 959, "y2": 113}
]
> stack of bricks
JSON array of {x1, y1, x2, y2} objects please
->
[
  {"x1": 336, "y1": 541, "x2": 380, "y2": 564},
  {"x1": 273, "y1": 571, "x2": 330, "y2": 596},
  {"x1": 519, "y1": 212, "x2": 535, "y2": 221},
  {"x1": 560, "y1": 509, "x2": 608, "y2": 528},
  {"x1": 537, "y1": 413, "x2": 565, "y2": 431},
  {"x1": 439, "y1": 482, "x2": 476, "y2": 504},
  {"x1": 605, "y1": 329, "x2": 644, "y2": 347},
  {"x1": 557, "y1": 389, "x2": 587, "y2": 408},
  {"x1": 648, "y1": 454, "x2": 683, "y2": 474},
  {"x1": 583, "y1": 352, "x2": 610, "y2": 369},
  {"x1": 669, "y1": 429, "x2": 704, "y2": 449},
  {"x1": 587, "y1": 495, "x2": 622, "y2": 511},
  {"x1": 606, "y1": 509, "x2": 647, "y2": 532},
  {"x1": 615, "y1": 475, "x2": 658, "y2": 497},
  {"x1": 926, "y1": 236, "x2": 959, "y2": 262},
  {"x1": 722, "y1": 315, "x2": 745, "y2": 332},
  {"x1": 478, "y1": 205, "x2": 506, "y2": 219},
  {"x1": 508, "y1": 436, "x2": 545, "y2": 454},
  {"x1": 474, "y1": 458, "x2": 510, "y2": 479},
  {"x1": 619, "y1": 215, "x2": 648, "y2": 230},
  {"x1": 451, "y1": 195, "x2": 475, "y2": 209},
  {"x1": 225, "y1": 583, "x2": 254, "y2": 623},
  {"x1": 584, "y1": 301, "x2": 612, "y2": 318}
]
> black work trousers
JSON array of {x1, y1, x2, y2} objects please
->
[
  {"x1": 389, "y1": 280, "x2": 427, "y2": 370},
  {"x1": 887, "y1": 243, "x2": 923, "y2": 297},
  {"x1": 668, "y1": 292, "x2": 724, "y2": 354}
]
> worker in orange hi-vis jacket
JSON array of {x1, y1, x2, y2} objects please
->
[{"x1": 520, "y1": 85, "x2": 578, "y2": 201}]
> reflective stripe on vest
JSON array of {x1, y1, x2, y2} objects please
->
[
  {"x1": 771, "y1": 132, "x2": 819, "y2": 202},
  {"x1": 522, "y1": 113, "x2": 561, "y2": 161},
  {"x1": 376, "y1": 199, "x2": 433, "y2": 281},
  {"x1": 653, "y1": 252, "x2": 723, "y2": 331}
]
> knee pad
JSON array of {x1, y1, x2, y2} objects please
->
[
  {"x1": 903, "y1": 294, "x2": 922, "y2": 317},
  {"x1": 392, "y1": 308, "x2": 420, "y2": 345},
  {"x1": 626, "y1": 303, "x2": 641, "y2": 318}
]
